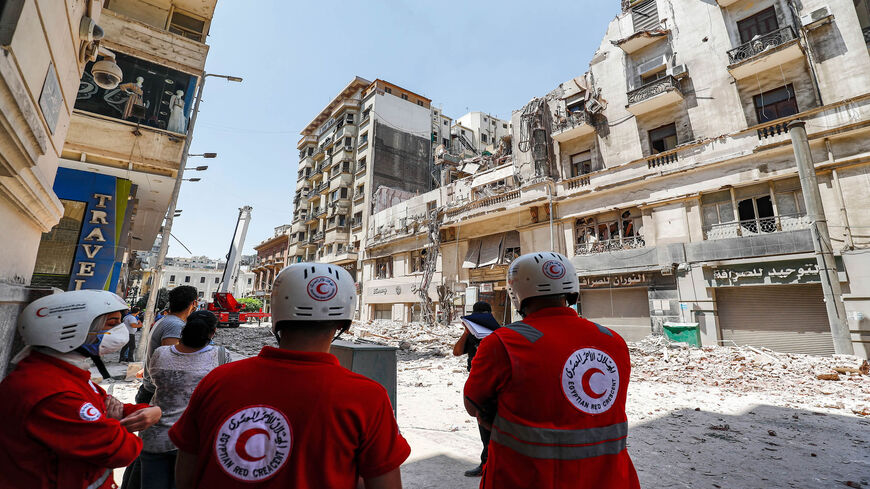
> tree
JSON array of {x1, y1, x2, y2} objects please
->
[
  {"x1": 237, "y1": 297, "x2": 263, "y2": 313},
  {"x1": 136, "y1": 288, "x2": 169, "y2": 311}
]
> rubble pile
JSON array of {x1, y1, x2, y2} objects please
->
[
  {"x1": 352, "y1": 320, "x2": 462, "y2": 354},
  {"x1": 629, "y1": 336, "x2": 870, "y2": 415},
  {"x1": 214, "y1": 323, "x2": 274, "y2": 357}
]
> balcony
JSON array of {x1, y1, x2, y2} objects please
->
[
  {"x1": 356, "y1": 162, "x2": 367, "y2": 175},
  {"x1": 564, "y1": 174, "x2": 591, "y2": 190},
  {"x1": 626, "y1": 76, "x2": 684, "y2": 116},
  {"x1": 314, "y1": 208, "x2": 327, "y2": 219},
  {"x1": 703, "y1": 214, "x2": 811, "y2": 240},
  {"x1": 354, "y1": 191, "x2": 365, "y2": 203},
  {"x1": 576, "y1": 235, "x2": 646, "y2": 256},
  {"x1": 304, "y1": 213, "x2": 318, "y2": 225},
  {"x1": 727, "y1": 27, "x2": 803, "y2": 80},
  {"x1": 317, "y1": 182, "x2": 329, "y2": 194},
  {"x1": 551, "y1": 112, "x2": 594, "y2": 143},
  {"x1": 445, "y1": 189, "x2": 522, "y2": 218},
  {"x1": 313, "y1": 231, "x2": 325, "y2": 242},
  {"x1": 306, "y1": 190, "x2": 320, "y2": 203},
  {"x1": 613, "y1": 26, "x2": 670, "y2": 55},
  {"x1": 351, "y1": 219, "x2": 362, "y2": 230}
]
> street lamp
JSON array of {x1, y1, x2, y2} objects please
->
[
  {"x1": 185, "y1": 165, "x2": 209, "y2": 171},
  {"x1": 138, "y1": 72, "x2": 243, "y2": 361},
  {"x1": 183, "y1": 178, "x2": 201, "y2": 182}
]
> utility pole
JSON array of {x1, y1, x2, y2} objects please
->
[
  {"x1": 137, "y1": 73, "x2": 242, "y2": 360},
  {"x1": 787, "y1": 120, "x2": 853, "y2": 355}
]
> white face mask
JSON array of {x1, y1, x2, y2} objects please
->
[{"x1": 98, "y1": 324, "x2": 129, "y2": 356}]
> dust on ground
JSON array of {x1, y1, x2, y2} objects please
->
[{"x1": 103, "y1": 320, "x2": 870, "y2": 489}]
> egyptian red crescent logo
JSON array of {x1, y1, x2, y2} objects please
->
[
  {"x1": 542, "y1": 260, "x2": 566, "y2": 280},
  {"x1": 235, "y1": 428, "x2": 269, "y2": 462},
  {"x1": 36, "y1": 307, "x2": 49, "y2": 317},
  {"x1": 78, "y1": 402, "x2": 101, "y2": 421},
  {"x1": 215, "y1": 405, "x2": 292, "y2": 482},
  {"x1": 307, "y1": 276, "x2": 338, "y2": 301},
  {"x1": 561, "y1": 348, "x2": 620, "y2": 414}
]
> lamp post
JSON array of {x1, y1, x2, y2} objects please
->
[{"x1": 138, "y1": 73, "x2": 242, "y2": 360}]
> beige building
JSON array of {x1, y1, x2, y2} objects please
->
[
  {"x1": 362, "y1": 0, "x2": 870, "y2": 358},
  {"x1": 0, "y1": 0, "x2": 219, "y2": 375}
]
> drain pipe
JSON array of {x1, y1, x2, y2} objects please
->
[
  {"x1": 547, "y1": 179, "x2": 555, "y2": 251},
  {"x1": 788, "y1": 121, "x2": 853, "y2": 354}
]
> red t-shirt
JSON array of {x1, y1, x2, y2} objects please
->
[
  {"x1": 169, "y1": 346, "x2": 410, "y2": 488},
  {"x1": 0, "y1": 351, "x2": 148, "y2": 489}
]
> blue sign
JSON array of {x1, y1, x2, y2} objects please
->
[{"x1": 53, "y1": 168, "x2": 131, "y2": 291}]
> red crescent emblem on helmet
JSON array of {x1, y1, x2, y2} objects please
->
[
  {"x1": 542, "y1": 260, "x2": 566, "y2": 279},
  {"x1": 36, "y1": 307, "x2": 49, "y2": 317},
  {"x1": 581, "y1": 368, "x2": 607, "y2": 399},
  {"x1": 235, "y1": 428, "x2": 269, "y2": 462},
  {"x1": 316, "y1": 283, "x2": 329, "y2": 295},
  {"x1": 307, "y1": 276, "x2": 338, "y2": 301}
]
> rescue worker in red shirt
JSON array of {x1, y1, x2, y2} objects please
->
[
  {"x1": 0, "y1": 290, "x2": 163, "y2": 489},
  {"x1": 170, "y1": 263, "x2": 410, "y2": 489},
  {"x1": 464, "y1": 252, "x2": 640, "y2": 488}
]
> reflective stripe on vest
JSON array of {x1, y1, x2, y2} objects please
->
[
  {"x1": 503, "y1": 322, "x2": 543, "y2": 343},
  {"x1": 491, "y1": 415, "x2": 628, "y2": 460},
  {"x1": 85, "y1": 469, "x2": 111, "y2": 489},
  {"x1": 593, "y1": 322, "x2": 613, "y2": 337}
]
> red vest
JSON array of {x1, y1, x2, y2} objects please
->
[
  {"x1": 0, "y1": 351, "x2": 143, "y2": 489},
  {"x1": 482, "y1": 307, "x2": 639, "y2": 489}
]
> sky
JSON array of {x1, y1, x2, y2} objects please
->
[{"x1": 171, "y1": 0, "x2": 620, "y2": 259}]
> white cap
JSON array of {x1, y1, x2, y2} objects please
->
[
  {"x1": 270, "y1": 263, "x2": 356, "y2": 332},
  {"x1": 18, "y1": 290, "x2": 128, "y2": 353},
  {"x1": 506, "y1": 252, "x2": 579, "y2": 311}
]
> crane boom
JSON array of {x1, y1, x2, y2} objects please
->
[{"x1": 219, "y1": 205, "x2": 253, "y2": 294}]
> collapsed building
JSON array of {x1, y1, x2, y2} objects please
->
[{"x1": 358, "y1": 0, "x2": 870, "y2": 359}]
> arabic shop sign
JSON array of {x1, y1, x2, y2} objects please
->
[
  {"x1": 579, "y1": 273, "x2": 649, "y2": 288},
  {"x1": 708, "y1": 260, "x2": 821, "y2": 287}
]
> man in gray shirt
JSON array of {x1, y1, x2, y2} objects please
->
[
  {"x1": 119, "y1": 306, "x2": 141, "y2": 362},
  {"x1": 136, "y1": 286, "x2": 198, "y2": 405}
]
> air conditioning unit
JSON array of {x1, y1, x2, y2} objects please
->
[
  {"x1": 671, "y1": 64, "x2": 689, "y2": 79},
  {"x1": 800, "y1": 6, "x2": 832, "y2": 28},
  {"x1": 586, "y1": 98, "x2": 605, "y2": 114},
  {"x1": 636, "y1": 55, "x2": 668, "y2": 77}
]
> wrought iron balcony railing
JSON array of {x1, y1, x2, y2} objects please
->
[
  {"x1": 575, "y1": 235, "x2": 646, "y2": 256},
  {"x1": 627, "y1": 75, "x2": 681, "y2": 105},
  {"x1": 727, "y1": 26, "x2": 797, "y2": 65},
  {"x1": 703, "y1": 213, "x2": 811, "y2": 240}
]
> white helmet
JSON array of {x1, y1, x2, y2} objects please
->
[
  {"x1": 271, "y1": 262, "x2": 357, "y2": 332},
  {"x1": 506, "y1": 252, "x2": 579, "y2": 312},
  {"x1": 18, "y1": 290, "x2": 129, "y2": 353}
]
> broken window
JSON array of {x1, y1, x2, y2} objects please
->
[
  {"x1": 410, "y1": 250, "x2": 425, "y2": 273},
  {"x1": 754, "y1": 84, "x2": 798, "y2": 124},
  {"x1": 738, "y1": 6, "x2": 779, "y2": 44},
  {"x1": 649, "y1": 123, "x2": 678, "y2": 153},
  {"x1": 575, "y1": 212, "x2": 643, "y2": 253},
  {"x1": 375, "y1": 257, "x2": 393, "y2": 279},
  {"x1": 501, "y1": 231, "x2": 521, "y2": 265},
  {"x1": 570, "y1": 151, "x2": 593, "y2": 177}
]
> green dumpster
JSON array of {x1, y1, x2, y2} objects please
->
[{"x1": 662, "y1": 322, "x2": 701, "y2": 346}]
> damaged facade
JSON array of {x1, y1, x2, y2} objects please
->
[{"x1": 359, "y1": 0, "x2": 870, "y2": 358}]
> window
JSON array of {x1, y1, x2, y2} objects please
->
[
  {"x1": 632, "y1": 0, "x2": 659, "y2": 32},
  {"x1": 481, "y1": 134, "x2": 488, "y2": 143},
  {"x1": 649, "y1": 123, "x2": 678, "y2": 153},
  {"x1": 502, "y1": 123, "x2": 508, "y2": 129},
  {"x1": 461, "y1": 129, "x2": 467, "y2": 136},
  {"x1": 575, "y1": 212, "x2": 643, "y2": 253},
  {"x1": 338, "y1": 215, "x2": 346, "y2": 227},
  {"x1": 417, "y1": 100, "x2": 423, "y2": 107},
  {"x1": 184, "y1": 276, "x2": 191, "y2": 283},
  {"x1": 198, "y1": 291, "x2": 204, "y2": 298},
  {"x1": 168, "y1": 10, "x2": 206, "y2": 42},
  {"x1": 200, "y1": 276, "x2": 205, "y2": 283},
  {"x1": 738, "y1": 7, "x2": 779, "y2": 44},
  {"x1": 570, "y1": 151, "x2": 593, "y2": 177},
  {"x1": 215, "y1": 277, "x2": 219, "y2": 284},
  {"x1": 340, "y1": 187, "x2": 349, "y2": 198},
  {"x1": 384, "y1": 87, "x2": 392, "y2": 94},
  {"x1": 640, "y1": 67, "x2": 667, "y2": 86},
  {"x1": 401, "y1": 93, "x2": 408, "y2": 101},
  {"x1": 170, "y1": 275, "x2": 176, "y2": 282},
  {"x1": 358, "y1": 156, "x2": 366, "y2": 168},
  {"x1": 248, "y1": 278, "x2": 252, "y2": 284},
  {"x1": 443, "y1": 120, "x2": 449, "y2": 126},
  {"x1": 375, "y1": 257, "x2": 393, "y2": 279},
  {"x1": 342, "y1": 162, "x2": 350, "y2": 173},
  {"x1": 737, "y1": 195, "x2": 775, "y2": 233},
  {"x1": 359, "y1": 133, "x2": 368, "y2": 146},
  {"x1": 442, "y1": 138, "x2": 449, "y2": 147},
  {"x1": 346, "y1": 113, "x2": 354, "y2": 123},
  {"x1": 410, "y1": 250, "x2": 425, "y2": 273},
  {"x1": 754, "y1": 84, "x2": 798, "y2": 124},
  {"x1": 362, "y1": 108, "x2": 370, "y2": 120},
  {"x1": 337, "y1": 243, "x2": 344, "y2": 254},
  {"x1": 353, "y1": 212, "x2": 363, "y2": 226}
]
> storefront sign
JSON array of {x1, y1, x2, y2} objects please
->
[
  {"x1": 50, "y1": 168, "x2": 131, "y2": 292},
  {"x1": 579, "y1": 273, "x2": 648, "y2": 288},
  {"x1": 480, "y1": 282, "x2": 494, "y2": 293},
  {"x1": 709, "y1": 260, "x2": 822, "y2": 287}
]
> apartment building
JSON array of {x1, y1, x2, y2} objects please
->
[
  {"x1": 284, "y1": 77, "x2": 438, "y2": 283},
  {"x1": 252, "y1": 224, "x2": 291, "y2": 311},
  {"x1": 362, "y1": 0, "x2": 870, "y2": 358},
  {"x1": 452, "y1": 112, "x2": 512, "y2": 154},
  {"x1": 158, "y1": 265, "x2": 254, "y2": 300}
]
